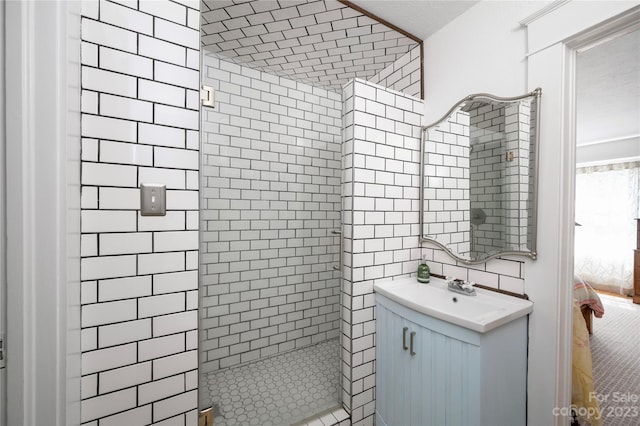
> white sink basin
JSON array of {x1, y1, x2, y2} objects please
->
[{"x1": 374, "y1": 276, "x2": 533, "y2": 333}]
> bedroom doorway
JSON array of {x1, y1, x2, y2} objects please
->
[{"x1": 573, "y1": 24, "x2": 640, "y2": 425}]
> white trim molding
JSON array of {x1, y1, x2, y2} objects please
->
[
  {"x1": 518, "y1": 0, "x2": 571, "y2": 27},
  {"x1": 525, "y1": 3, "x2": 640, "y2": 426},
  {"x1": 4, "y1": 1, "x2": 81, "y2": 425}
]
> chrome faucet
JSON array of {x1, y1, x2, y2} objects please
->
[{"x1": 446, "y1": 277, "x2": 477, "y2": 296}]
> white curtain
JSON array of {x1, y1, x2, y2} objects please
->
[{"x1": 575, "y1": 162, "x2": 640, "y2": 295}]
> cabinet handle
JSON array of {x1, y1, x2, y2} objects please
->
[
  {"x1": 402, "y1": 327, "x2": 408, "y2": 350},
  {"x1": 410, "y1": 331, "x2": 416, "y2": 356}
]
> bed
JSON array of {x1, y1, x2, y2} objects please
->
[
  {"x1": 574, "y1": 275, "x2": 605, "y2": 334},
  {"x1": 571, "y1": 275, "x2": 605, "y2": 425}
]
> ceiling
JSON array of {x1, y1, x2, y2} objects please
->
[
  {"x1": 577, "y1": 29, "x2": 640, "y2": 146},
  {"x1": 348, "y1": 0, "x2": 478, "y2": 41},
  {"x1": 200, "y1": 0, "x2": 477, "y2": 92}
]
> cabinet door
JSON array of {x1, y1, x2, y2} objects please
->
[
  {"x1": 376, "y1": 304, "x2": 412, "y2": 426},
  {"x1": 409, "y1": 323, "x2": 480, "y2": 426}
]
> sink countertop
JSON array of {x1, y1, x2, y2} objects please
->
[{"x1": 374, "y1": 276, "x2": 533, "y2": 333}]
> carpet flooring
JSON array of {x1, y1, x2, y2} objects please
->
[{"x1": 589, "y1": 294, "x2": 640, "y2": 425}]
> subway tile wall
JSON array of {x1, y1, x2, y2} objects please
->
[
  {"x1": 423, "y1": 110, "x2": 471, "y2": 256},
  {"x1": 469, "y1": 102, "x2": 531, "y2": 257},
  {"x1": 80, "y1": 0, "x2": 200, "y2": 424},
  {"x1": 199, "y1": 52, "x2": 342, "y2": 375},
  {"x1": 368, "y1": 45, "x2": 421, "y2": 99},
  {"x1": 342, "y1": 79, "x2": 424, "y2": 425},
  {"x1": 343, "y1": 80, "x2": 527, "y2": 425}
]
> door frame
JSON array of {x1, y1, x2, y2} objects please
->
[{"x1": 4, "y1": 1, "x2": 81, "y2": 424}]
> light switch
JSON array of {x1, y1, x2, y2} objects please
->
[{"x1": 140, "y1": 183, "x2": 166, "y2": 216}]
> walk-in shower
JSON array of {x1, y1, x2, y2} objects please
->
[{"x1": 197, "y1": 1, "x2": 422, "y2": 424}]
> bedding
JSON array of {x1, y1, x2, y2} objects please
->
[
  {"x1": 572, "y1": 299, "x2": 602, "y2": 426},
  {"x1": 574, "y1": 275, "x2": 605, "y2": 334}
]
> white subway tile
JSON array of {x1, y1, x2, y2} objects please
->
[
  {"x1": 153, "y1": 270, "x2": 198, "y2": 294},
  {"x1": 186, "y1": 130, "x2": 198, "y2": 150},
  {"x1": 99, "y1": 232, "x2": 152, "y2": 256},
  {"x1": 81, "y1": 234, "x2": 98, "y2": 257},
  {"x1": 153, "y1": 414, "x2": 186, "y2": 426},
  {"x1": 138, "y1": 211, "x2": 186, "y2": 232},
  {"x1": 99, "y1": 276, "x2": 153, "y2": 302},
  {"x1": 81, "y1": 374, "x2": 98, "y2": 399},
  {"x1": 468, "y1": 269, "x2": 499, "y2": 288},
  {"x1": 82, "y1": 138, "x2": 99, "y2": 162},
  {"x1": 82, "y1": 162, "x2": 137, "y2": 187},
  {"x1": 138, "y1": 333, "x2": 186, "y2": 362},
  {"x1": 99, "y1": 46, "x2": 153, "y2": 79},
  {"x1": 81, "y1": 281, "x2": 98, "y2": 305},
  {"x1": 138, "y1": 252, "x2": 185, "y2": 275},
  {"x1": 139, "y1": 35, "x2": 186, "y2": 66},
  {"x1": 81, "y1": 18, "x2": 137, "y2": 54},
  {"x1": 154, "y1": 105, "x2": 199, "y2": 130},
  {"x1": 81, "y1": 255, "x2": 137, "y2": 280},
  {"x1": 152, "y1": 310, "x2": 197, "y2": 337},
  {"x1": 173, "y1": 0, "x2": 200, "y2": 10},
  {"x1": 500, "y1": 275, "x2": 525, "y2": 294},
  {"x1": 100, "y1": 0, "x2": 153, "y2": 35},
  {"x1": 153, "y1": 390, "x2": 197, "y2": 422},
  {"x1": 186, "y1": 89, "x2": 199, "y2": 110},
  {"x1": 82, "y1": 114, "x2": 137, "y2": 143},
  {"x1": 154, "y1": 18, "x2": 199, "y2": 49},
  {"x1": 486, "y1": 258, "x2": 521, "y2": 277},
  {"x1": 140, "y1": 0, "x2": 186, "y2": 25},
  {"x1": 81, "y1": 327, "x2": 97, "y2": 352},
  {"x1": 82, "y1": 299, "x2": 137, "y2": 327},
  {"x1": 186, "y1": 251, "x2": 198, "y2": 270},
  {"x1": 82, "y1": 66, "x2": 137, "y2": 98},
  {"x1": 139, "y1": 293, "x2": 185, "y2": 318},
  {"x1": 99, "y1": 187, "x2": 140, "y2": 210},
  {"x1": 139, "y1": 123, "x2": 186, "y2": 148},
  {"x1": 81, "y1": 387, "x2": 136, "y2": 423},
  {"x1": 139, "y1": 167, "x2": 186, "y2": 189},
  {"x1": 99, "y1": 362, "x2": 152, "y2": 394},
  {"x1": 186, "y1": 171, "x2": 199, "y2": 190},
  {"x1": 152, "y1": 351, "x2": 197, "y2": 380},
  {"x1": 81, "y1": 2, "x2": 98, "y2": 20},
  {"x1": 100, "y1": 406, "x2": 152, "y2": 426},
  {"x1": 166, "y1": 190, "x2": 198, "y2": 210},
  {"x1": 100, "y1": 94, "x2": 153, "y2": 123},
  {"x1": 186, "y1": 48, "x2": 199, "y2": 69},
  {"x1": 186, "y1": 211, "x2": 198, "y2": 230},
  {"x1": 154, "y1": 147, "x2": 198, "y2": 171},
  {"x1": 139, "y1": 79, "x2": 185, "y2": 107},
  {"x1": 154, "y1": 230, "x2": 198, "y2": 252},
  {"x1": 81, "y1": 210, "x2": 137, "y2": 233},
  {"x1": 139, "y1": 375, "x2": 186, "y2": 408},
  {"x1": 186, "y1": 290, "x2": 197, "y2": 310},
  {"x1": 155, "y1": 61, "x2": 199, "y2": 90},
  {"x1": 186, "y1": 330, "x2": 197, "y2": 350},
  {"x1": 81, "y1": 90, "x2": 98, "y2": 114},
  {"x1": 100, "y1": 140, "x2": 153, "y2": 166},
  {"x1": 99, "y1": 318, "x2": 152, "y2": 348},
  {"x1": 81, "y1": 343, "x2": 137, "y2": 375}
]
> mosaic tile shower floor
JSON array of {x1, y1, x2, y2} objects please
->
[{"x1": 201, "y1": 339, "x2": 341, "y2": 426}]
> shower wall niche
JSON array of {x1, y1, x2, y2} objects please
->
[{"x1": 199, "y1": 52, "x2": 343, "y2": 376}]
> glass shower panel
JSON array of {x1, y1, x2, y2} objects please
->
[{"x1": 198, "y1": 50, "x2": 343, "y2": 425}]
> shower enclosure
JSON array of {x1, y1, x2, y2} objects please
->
[
  {"x1": 198, "y1": 50, "x2": 343, "y2": 425},
  {"x1": 196, "y1": 1, "x2": 422, "y2": 424}
]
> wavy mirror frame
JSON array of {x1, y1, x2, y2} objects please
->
[{"x1": 419, "y1": 88, "x2": 542, "y2": 265}]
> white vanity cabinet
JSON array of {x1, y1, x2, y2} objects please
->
[{"x1": 375, "y1": 292, "x2": 529, "y2": 426}]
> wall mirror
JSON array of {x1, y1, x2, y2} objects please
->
[{"x1": 419, "y1": 88, "x2": 542, "y2": 264}]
